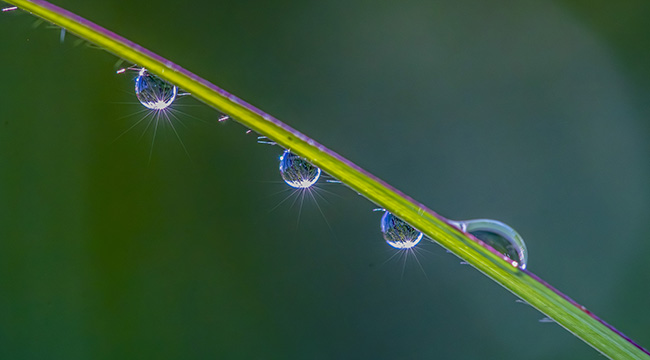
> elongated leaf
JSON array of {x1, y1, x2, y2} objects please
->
[{"x1": 5, "y1": 1, "x2": 649, "y2": 358}]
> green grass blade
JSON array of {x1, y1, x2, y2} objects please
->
[{"x1": 5, "y1": 0, "x2": 649, "y2": 358}]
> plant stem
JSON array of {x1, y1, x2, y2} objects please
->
[{"x1": 5, "y1": 0, "x2": 649, "y2": 358}]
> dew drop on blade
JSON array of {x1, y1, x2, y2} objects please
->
[
  {"x1": 380, "y1": 211, "x2": 423, "y2": 250},
  {"x1": 452, "y1": 219, "x2": 528, "y2": 269},
  {"x1": 279, "y1": 150, "x2": 321, "y2": 189},
  {"x1": 134, "y1": 68, "x2": 177, "y2": 110}
]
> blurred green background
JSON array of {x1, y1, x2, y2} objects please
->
[{"x1": 1, "y1": 0, "x2": 649, "y2": 359}]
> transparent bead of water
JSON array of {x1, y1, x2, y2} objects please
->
[
  {"x1": 451, "y1": 219, "x2": 528, "y2": 269},
  {"x1": 134, "y1": 68, "x2": 177, "y2": 110},
  {"x1": 380, "y1": 211, "x2": 423, "y2": 250},
  {"x1": 279, "y1": 150, "x2": 321, "y2": 189}
]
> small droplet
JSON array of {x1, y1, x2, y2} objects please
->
[
  {"x1": 257, "y1": 136, "x2": 276, "y2": 146},
  {"x1": 2, "y1": 6, "x2": 18, "y2": 12},
  {"x1": 134, "y1": 68, "x2": 177, "y2": 110},
  {"x1": 218, "y1": 115, "x2": 229, "y2": 122},
  {"x1": 279, "y1": 150, "x2": 321, "y2": 189},
  {"x1": 380, "y1": 211, "x2": 423, "y2": 250},
  {"x1": 451, "y1": 219, "x2": 528, "y2": 269}
]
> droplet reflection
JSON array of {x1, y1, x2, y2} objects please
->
[
  {"x1": 380, "y1": 212, "x2": 423, "y2": 250},
  {"x1": 279, "y1": 150, "x2": 321, "y2": 189},
  {"x1": 134, "y1": 68, "x2": 177, "y2": 110},
  {"x1": 451, "y1": 219, "x2": 528, "y2": 269}
]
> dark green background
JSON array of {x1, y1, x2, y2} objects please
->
[{"x1": 1, "y1": 0, "x2": 649, "y2": 359}]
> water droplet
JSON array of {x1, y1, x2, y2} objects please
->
[
  {"x1": 257, "y1": 136, "x2": 276, "y2": 146},
  {"x1": 380, "y1": 211, "x2": 423, "y2": 250},
  {"x1": 451, "y1": 219, "x2": 528, "y2": 269},
  {"x1": 134, "y1": 68, "x2": 177, "y2": 110},
  {"x1": 279, "y1": 150, "x2": 321, "y2": 189},
  {"x1": 2, "y1": 6, "x2": 18, "y2": 12}
]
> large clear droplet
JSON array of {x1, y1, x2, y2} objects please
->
[
  {"x1": 380, "y1": 212, "x2": 423, "y2": 250},
  {"x1": 135, "y1": 68, "x2": 177, "y2": 110},
  {"x1": 451, "y1": 219, "x2": 528, "y2": 269},
  {"x1": 279, "y1": 150, "x2": 321, "y2": 189}
]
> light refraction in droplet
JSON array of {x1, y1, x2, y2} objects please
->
[
  {"x1": 380, "y1": 211, "x2": 423, "y2": 249},
  {"x1": 453, "y1": 219, "x2": 528, "y2": 269},
  {"x1": 279, "y1": 150, "x2": 321, "y2": 189},
  {"x1": 134, "y1": 68, "x2": 177, "y2": 110}
]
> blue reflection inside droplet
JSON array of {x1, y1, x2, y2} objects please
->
[
  {"x1": 380, "y1": 212, "x2": 423, "y2": 250},
  {"x1": 134, "y1": 68, "x2": 177, "y2": 110},
  {"x1": 279, "y1": 150, "x2": 321, "y2": 189}
]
